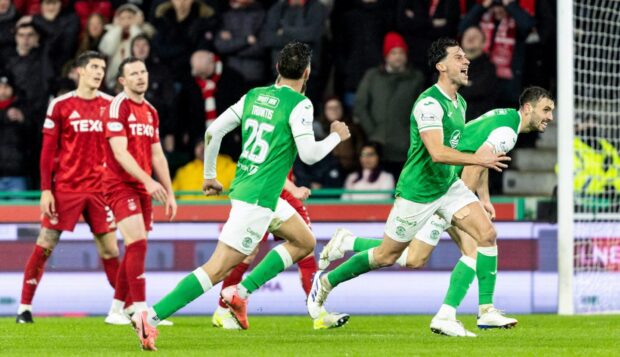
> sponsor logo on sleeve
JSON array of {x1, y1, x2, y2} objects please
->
[
  {"x1": 43, "y1": 118, "x2": 55, "y2": 129},
  {"x1": 107, "y1": 122, "x2": 123, "y2": 132},
  {"x1": 420, "y1": 113, "x2": 436, "y2": 122},
  {"x1": 301, "y1": 117, "x2": 313, "y2": 126}
]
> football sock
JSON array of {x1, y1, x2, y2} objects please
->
[
  {"x1": 218, "y1": 262, "x2": 250, "y2": 308},
  {"x1": 435, "y1": 304, "x2": 457, "y2": 320},
  {"x1": 297, "y1": 255, "x2": 318, "y2": 296},
  {"x1": 443, "y1": 256, "x2": 476, "y2": 309},
  {"x1": 125, "y1": 239, "x2": 147, "y2": 304},
  {"x1": 113, "y1": 256, "x2": 129, "y2": 301},
  {"x1": 240, "y1": 245, "x2": 293, "y2": 295},
  {"x1": 20, "y1": 245, "x2": 51, "y2": 305},
  {"x1": 152, "y1": 267, "x2": 212, "y2": 323},
  {"x1": 352, "y1": 237, "x2": 382, "y2": 252},
  {"x1": 18, "y1": 304, "x2": 32, "y2": 314},
  {"x1": 477, "y1": 246, "x2": 498, "y2": 305},
  {"x1": 109, "y1": 299, "x2": 124, "y2": 313},
  {"x1": 101, "y1": 256, "x2": 120, "y2": 288},
  {"x1": 326, "y1": 248, "x2": 375, "y2": 288},
  {"x1": 395, "y1": 247, "x2": 409, "y2": 267}
]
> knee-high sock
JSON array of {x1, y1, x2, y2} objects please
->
[
  {"x1": 113, "y1": 254, "x2": 129, "y2": 302},
  {"x1": 20, "y1": 245, "x2": 52, "y2": 305},
  {"x1": 297, "y1": 255, "x2": 318, "y2": 296},
  {"x1": 326, "y1": 248, "x2": 376, "y2": 288},
  {"x1": 125, "y1": 240, "x2": 147, "y2": 305},
  {"x1": 218, "y1": 262, "x2": 250, "y2": 308},
  {"x1": 151, "y1": 267, "x2": 213, "y2": 323},
  {"x1": 477, "y1": 246, "x2": 498, "y2": 306},
  {"x1": 443, "y1": 256, "x2": 477, "y2": 308},
  {"x1": 239, "y1": 245, "x2": 293, "y2": 296},
  {"x1": 101, "y1": 257, "x2": 120, "y2": 288},
  {"x1": 352, "y1": 237, "x2": 382, "y2": 252}
]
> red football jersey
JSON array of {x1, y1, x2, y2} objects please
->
[
  {"x1": 104, "y1": 92, "x2": 160, "y2": 192},
  {"x1": 42, "y1": 91, "x2": 113, "y2": 193}
]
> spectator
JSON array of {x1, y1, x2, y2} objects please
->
[
  {"x1": 32, "y1": 0, "x2": 80, "y2": 73},
  {"x1": 331, "y1": 0, "x2": 394, "y2": 108},
  {"x1": 342, "y1": 142, "x2": 394, "y2": 201},
  {"x1": 354, "y1": 32, "x2": 424, "y2": 179},
  {"x1": 177, "y1": 49, "x2": 245, "y2": 153},
  {"x1": 0, "y1": 0, "x2": 18, "y2": 57},
  {"x1": 76, "y1": 13, "x2": 107, "y2": 54},
  {"x1": 214, "y1": 0, "x2": 266, "y2": 90},
  {"x1": 522, "y1": 0, "x2": 556, "y2": 91},
  {"x1": 0, "y1": 72, "x2": 30, "y2": 192},
  {"x1": 293, "y1": 154, "x2": 344, "y2": 193},
  {"x1": 172, "y1": 140, "x2": 236, "y2": 200},
  {"x1": 262, "y1": 0, "x2": 327, "y2": 103},
  {"x1": 317, "y1": 96, "x2": 365, "y2": 173},
  {"x1": 131, "y1": 34, "x2": 176, "y2": 148},
  {"x1": 396, "y1": 0, "x2": 461, "y2": 81},
  {"x1": 99, "y1": 4, "x2": 150, "y2": 90},
  {"x1": 151, "y1": 0, "x2": 218, "y2": 83},
  {"x1": 459, "y1": 0, "x2": 535, "y2": 107},
  {"x1": 4, "y1": 22, "x2": 54, "y2": 121},
  {"x1": 459, "y1": 25, "x2": 498, "y2": 120},
  {"x1": 73, "y1": 0, "x2": 112, "y2": 29}
]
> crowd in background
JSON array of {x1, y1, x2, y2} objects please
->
[{"x1": 0, "y1": 0, "x2": 557, "y2": 198}]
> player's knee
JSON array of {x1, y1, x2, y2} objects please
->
[
  {"x1": 100, "y1": 246, "x2": 120, "y2": 259},
  {"x1": 373, "y1": 250, "x2": 399, "y2": 267},
  {"x1": 406, "y1": 255, "x2": 428, "y2": 269},
  {"x1": 36, "y1": 229, "x2": 60, "y2": 250},
  {"x1": 479, "y1": 225, "x2": 497, "y2": 246}
]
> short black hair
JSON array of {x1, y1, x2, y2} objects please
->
[
  {"x1": 276, "y1": 42, "x2": 312, "y2": 80},
  {"x1": 117, "y1": 56, "x2": 145, "y2": 79},
  {"x1": 15, "y1": 22, "x2": 38, "y2": 34},
  {"x1": 519, "y1": 86, "x2": 554, "y2": 108},
  {"x1": 427, "y1": 37, "x2": 460, "y2": 71},
  {"x1": 75, "y1": 51, "x2": 106, "y2": 68}
]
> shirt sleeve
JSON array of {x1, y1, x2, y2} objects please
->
[
  {"x1": 42, "y1": 99, "x2": 61, "y2": 137},
  {"x1": 289, "y1": 98, "x2": 315, "y2": 138},
  {"x1": 484, "y1": 126, "x2": 519, "y2": 154},
  {"x1": 151, "y1": 108, "x2": 160, "y2": 144},
  {"x1": 106, "y1": 100, "x2": 128, "y2": 138},
  {"x1": 412, "y1": 97, "x2": 444, "y2": 132},
  {"x1": 203, "y1": 97, "x2": 245, "y2": 179}
]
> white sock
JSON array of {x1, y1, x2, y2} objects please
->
[
  {"x1": 124, "y1": 303, "x2": 136, "y2": 316},
  {"x1": 237, "y1": 284, "x2": 250, "y2": 299},
  {"x1": 396, "y1": 247, "x2": 409, "y2": 267},
  {"x1": 146, "y1": 307, "x2": 160, "y2": 327},
  {"x1": 479, "y1": 303, "x2": 493, "y2": 315},
  {"x1": 435, "y1": 304, "x2": 457, "y2": 320},
  {"x1": 18, "y1": 304, "x2": 32, "y2": 314},
  {"x1": 133, "y1": 301, "x2": 148, "y2": 312},
  {"x1": 109, "y1": 299, "x2": 124, "y2": 313}
]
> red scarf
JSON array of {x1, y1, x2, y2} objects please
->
[
  {"x1": 194, "y1": 55, "x2": 222, "y2": 127},
  {"x1": 480, "y1": 10, "x2": 517, "y2": 79},
  {"x1": 0, "y1": 97, "x2": 15, "y2": 110}
]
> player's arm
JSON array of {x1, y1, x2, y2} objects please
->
[
  {"x1": 284, "y1": 178, "x2": 311, "y2": 201},
  {"x1": 476, "y1": 168, "x2": 495, "y2": 219},
  {"x1": 292, "y1": 99, "x2": 350, "y2": 165},
  {"x1": 108, "y1": 136, "x2": 167, "y2": 203},
  {"x1": 151, "y1": 141, "x2": 177, "y2": 220},
  {"x1": 203, "y1": 98, "x2": 243, "y2": 195},
  {"x1": 40, "y1": 106, "x2": 61, "y2": 218},
  {"x1": 415, "y1": 98, "x2": 509, "y2": 171}
]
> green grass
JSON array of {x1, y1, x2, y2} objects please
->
[{"x1": 1, "y1": 315, "x2": 618, "y2": 356}]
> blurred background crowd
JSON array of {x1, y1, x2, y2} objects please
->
[{"x1": 0, "y1": 0, "x2": 557, "y2": 198}]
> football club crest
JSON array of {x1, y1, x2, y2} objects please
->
[{"x1": 128, "y1": 198, "x2": 137, "y2": 211}]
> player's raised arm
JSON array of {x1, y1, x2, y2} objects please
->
[
  {"x1": 291, "y1": 99, "x2": 350, "y2": 165},
  {"x1": 202, "y1": 97, "x2": 243, "y2": 195}
]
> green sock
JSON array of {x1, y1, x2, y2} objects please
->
[
  {"x1": 352, "y1": 237, "x2": 382, "y2": 252},
  {"x1": 477, "y1": 246, "x2": 498, "y2": 305},
  {"x1": 153, "y1": 267, "x2": 212, "y2": 320},
  {"x1": 240, "y1": 245, "x2": 293, "y2": 294},
  {"x1": 443, "y1": 256, "x2": 476, "y2": 308},
  {"x1": 326, "y1": 249, "x2": 375, "y2": 288}
]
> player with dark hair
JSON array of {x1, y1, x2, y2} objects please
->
[
  {"x1": 16, "y1": 51, "x2": 119, "y2": 324},
  {"x1": 129, "y1": 42, "x2": 350, "y2": 351},
  {"x1": 308, "y1": 37, "x2": 511, "y2": 334},
  {"x1": 103, "y1": 56, "x2": 177, "y2": 325}
]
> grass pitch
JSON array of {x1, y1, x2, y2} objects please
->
[{"x1": 1, "y1": 315, "x2": 618, "y2": 356}]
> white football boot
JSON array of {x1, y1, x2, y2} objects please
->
[
  {"x1": 477, "y1": 306, "x2": 518, "y2": 329},
  {"x1": 318, "y1": 228, "x2": 354, "y2": 270},
  {"x1": 430, "y1": 317, "x2": 477, "y2": 337},
  {"x1": 307, "y1": 272, "x2": 332, "y2": 319},
  {"x1": 212, "y1": 306, "x2": 242, "y2": 330},
  {"x1": 104, "y1": 310, "x2": 131, "y2": 325}
]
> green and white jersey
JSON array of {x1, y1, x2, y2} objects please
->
[
  {"x1": 228, "y1": 85, "x2": 314, "y2": 210},
  {"x1": 455, "y1": 108, "x2": 521, "y2": 176},
  {"x1": 396, "y1": 84, "x2": 467, "y2": 203}
]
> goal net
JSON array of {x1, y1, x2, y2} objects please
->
[{"x1": 569, "y1": 0, "x2": 620, "y2": 314}]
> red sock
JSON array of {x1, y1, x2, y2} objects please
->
[
  {"x1": 113, "y1": 255, "x2": 129, "y2": 301},
  {"x1": 125, "y1": 239, "x2": 147, "y2": 303},
  {"x1": 101, "y1": 257, "x2": 120, "y2": 288},
  {"x1": 297, "y1": 255, "x2": 318, "y2": 296},
  {"x1": 219, "y1": 262, "x2": 250, "y2": 308},
  {"x1": 20, "y1": 245, "x2": 52, "y2": 304}
]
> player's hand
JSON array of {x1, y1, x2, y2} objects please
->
[
  {"x1": 330, "y1": 121, "x2": 351, "y2": 141},
  {"x1": 40, "y1": 190, "x2": 57, "y2": 219},
  {"x1": 475, "y1": 150, "x2": 511, "y2": 172},
  {"x1": 481, "y1": 200, "x2": 496, "y2": 220},
  {"x1": 291, "y1": 186, "x2": 311, "y2": 201},
  {"x1": 145, "y1": 179, "x2": 167, "y2": 203},
  {"x1": 165, "y1": 193, "x2": 177, "y2": 221},
  {"x1": 202, "y1": 178, "x2": 223, "y2": 196}
]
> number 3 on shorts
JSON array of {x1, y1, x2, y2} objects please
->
[{"x1": 241, "y1": 119, "x2": 274, "y2": 164}]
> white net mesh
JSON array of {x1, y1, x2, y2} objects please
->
[{"x1": 573, "y1": 0, "x2": 620, "y2": 314}]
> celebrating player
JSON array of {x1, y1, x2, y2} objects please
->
[
  {"x1": 16, "y1": 52, "x2": 119, "y2": 324},
  {"x1": 129, "y1": 42, "x2": 350, "y2": 351},
  {"x1": 307, "y1": 38, "x2": 511, "y2": 331},
  {"x1": 212, "y1": 174, "x2": 349, "y2": 330},
  {"x1": 103, "y1": 57, "x2": 176, "y2": 325},
  {"x1": 319, "y1": 87, "x2": 555, "y2": 336}
]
